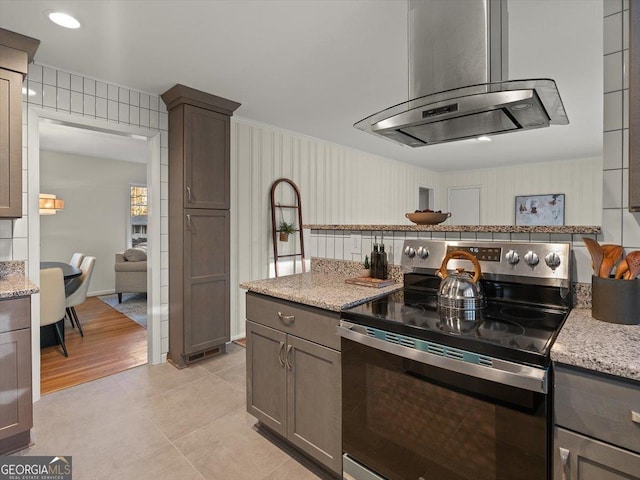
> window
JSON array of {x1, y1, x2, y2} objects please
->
[{"x1": 130, "y1": 185, "x2": 148, "y2": 247}]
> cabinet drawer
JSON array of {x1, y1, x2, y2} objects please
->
[
  {"x1": 0, "y1": 296, "x2": 30, "y2": 333},
  {"x1": 246, "y1": 293, "x2": 340, "y2": 351},
  {"x1": 555, "y1": 365, "x2": 640, "y2": 454}
]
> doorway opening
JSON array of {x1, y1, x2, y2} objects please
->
[{"x1": 28, "y1": 108, "x2": 162, "y2": 401}]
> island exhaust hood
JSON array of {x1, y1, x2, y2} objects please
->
[{"x1": 354, "y1": 0, "x2": 568, "y2": 147}]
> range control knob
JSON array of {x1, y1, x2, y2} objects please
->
[
  {"x1": 545, "y1": 252, "x2": 561, "y2": 269},
  {"x1": 404, "y1": 246, "x2": 416, "y2": 258},
  {"x1": 505, "y1": 250, "x2": 519, "y2": 265},
  {"x1": 524, "y1": 251, "x2": 539, "y2": 267},
  {"x1": 416, "y1": 246, "x2": 429, "y2": 259}
]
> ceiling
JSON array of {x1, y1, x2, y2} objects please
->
[{"x1": 0, "y1": 0, "x2": 603, "y2": 171}]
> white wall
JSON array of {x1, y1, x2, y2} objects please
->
[
  {"x1": 40, "y1": 150, "x2": 146, "y2": 295},
  {"x1": 438, "y1": 157, "x2": 603, "y2": 225}
]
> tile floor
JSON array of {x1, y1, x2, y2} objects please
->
[{"x1": 18, "y1": 343, "x2": 335, "y2": 480}]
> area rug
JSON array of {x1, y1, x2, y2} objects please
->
[{"x1": 97, "y1": 293, "x2": 147, "y2": 329}]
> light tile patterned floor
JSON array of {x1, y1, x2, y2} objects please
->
[{"x1": 19, "y1": 343, "x2": 335, "y2": 480}]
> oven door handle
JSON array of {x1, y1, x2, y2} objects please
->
[{"x1": 338, "y1": 321, "x2": 548, "y2": 394}]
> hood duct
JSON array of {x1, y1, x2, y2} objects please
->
[{"x1": 355, "y1": 0, "x2": 568, "y2": 147}]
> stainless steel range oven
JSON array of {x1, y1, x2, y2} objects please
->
[{"x1": 339, "y1": 240, "x2": 571, "y2": 480}]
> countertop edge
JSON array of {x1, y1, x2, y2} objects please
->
[
  {"x1": 551, "y1": 308, "x2": 640, "y2": 382},
  {"x1": 303, "y1": 224, "x2": 601, "y2": 234}
]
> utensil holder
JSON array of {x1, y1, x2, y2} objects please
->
[{"x1": 591, "y1": 275, "x2": 640, "y2": 325}]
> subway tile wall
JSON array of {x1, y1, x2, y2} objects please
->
[{"x1": 0, "y1": 63, "x2": 170, "y2": 356}]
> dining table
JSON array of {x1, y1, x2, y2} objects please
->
[{"x1": 40, "y1": 261, "x2": 82, "y2": 349}]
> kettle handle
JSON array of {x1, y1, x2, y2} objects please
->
[{"x1": 436, "y1": 250, "x2": 482, "y2": 283}]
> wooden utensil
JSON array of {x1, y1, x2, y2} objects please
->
[
  {"x1": 600, "y1": 244, "x2": 624, "y2": 278},
  {"x1": 583, "y1": 237, "x2": 604, "y2": 277},
  {"x1": 614, "y1": 258, "x2": 629, "y2": 279},
  {"x1": 624, "y1": 251, "x2": 640, "y2": 280}
]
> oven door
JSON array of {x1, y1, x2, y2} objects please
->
[{"x1": 340, "y1": 322, "x2": 550, "y2": 480}]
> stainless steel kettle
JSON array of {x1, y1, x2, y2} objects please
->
[{"x1": 436, "y1": 250, "x2": 486, "y2": 330}]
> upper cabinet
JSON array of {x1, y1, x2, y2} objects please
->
[
  {"x1": 162, "y1": 85, "x2": 239, "y2": 210},
  {"x1": 0, "y1": 29, "x2": 39, "y2": 219}
]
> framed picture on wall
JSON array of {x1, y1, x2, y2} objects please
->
[{"x1": 515, "y1": 194, "x2": 565, "y2": 226}]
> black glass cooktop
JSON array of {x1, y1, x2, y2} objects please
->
[{"x1": 341, "y1": 290, "x2": 569, "y2": 367}]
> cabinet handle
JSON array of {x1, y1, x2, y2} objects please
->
[
  {"x1": 277, "y1": 311, "x2": 295, "y2": 324},
  {"x1": 632, "y1": 411, "x2": 640, "y2": 424},
  {"x1": 186, "y1": 186, "x2": 192, "y2": 202},
  {"x1": 286, "y1": 345, "x2": 293, "y2": 370},
  {"x1": 559, "y1": 447, "x2": 570, "y2": 480},
  {"x1": 278, "y1": 342, "x2": 285, "y2": 368},
  {"x1": 185, "y1": 214, "x2": 191, "y2": 230}
]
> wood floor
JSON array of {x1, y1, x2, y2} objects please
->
[{"x1": 40, "y1": 296, "x2": 148, "y2": 395}]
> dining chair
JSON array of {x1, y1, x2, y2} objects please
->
[
  {"x1": 65, "y1": 253, "x2": 85, "y2": 299},
  {"x1": 40, "y1": 267, "x2": 68, "y2": 357},
  {"x1": 65, "y1": 256, "x2": 96, "y2": 338},
  {"x1": 69, "y1": 252, "x2": 84, "y2": 269}
]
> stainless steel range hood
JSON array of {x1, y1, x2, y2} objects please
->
[{"x1": 354, "y1": 0, "x2": 568, "y2": 147}]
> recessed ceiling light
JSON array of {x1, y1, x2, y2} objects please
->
[
  {"x1": 476, "y1": 136, "x2": 492, "y2": 143},
  {"x1": 48, "y1": 12, "x2": 80, "y2": 29},
  {"x1": 22, "y1": 87, "x2": 36, "y2": 96}
]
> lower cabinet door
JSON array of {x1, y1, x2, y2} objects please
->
[
  {"x1": 554, "y1": 427, "x2": 640, "y2": 480},
  {"x1": 246, "y1": 320, "x2": 287, "y2": 437},
  {"x1": 0, "y1": 328, "x2": 32, "y2": 441},
  {"x1": 286, "y1": 335, "x2": 341, "y2": 474}
]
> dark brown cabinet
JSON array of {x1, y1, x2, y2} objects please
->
[
  {"x1": 0, "y1": 29, "x2": 39, "y2": 218},
  {"x1": 161, "y1": 85, "x2": 239, "y2": 367},
  {"x1": 246, "y1": 293, "x2": 342, "y2": 475},
  {"x1": 0, "y1": 296, "x2": 32, "y2": 454}
]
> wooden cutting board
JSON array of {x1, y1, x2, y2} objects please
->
[{"x1": 345, "y1": 277, "x2": 396, "y2": 288}]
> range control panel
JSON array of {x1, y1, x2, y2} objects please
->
[{"x1": 402, "y1": 239, "x2": 571, "y2": 285}]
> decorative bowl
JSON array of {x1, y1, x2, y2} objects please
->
[{"x1": 405, "y1": 211, "x2": 452, "y2": 225}]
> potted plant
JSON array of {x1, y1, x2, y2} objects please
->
[
  {"x1": 360, "y1": 255, "x2": 371, "y2": 278},
  {"x1": 279, "y1": 221, "x2": 295, "y2": 242}
]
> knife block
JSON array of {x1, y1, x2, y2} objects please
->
[{"x1": 591, "y1": 275, "x2": 640, "y2": 324}]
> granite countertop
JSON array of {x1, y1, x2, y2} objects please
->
[
  {"x1": 240, "y1": 273, "x2": 402, "y2": 312},
  {"x1": 0, "y1": 271, "x2": 39, "y2": 299},
  {"x1": 304, "y1": 224, "x2": 602, "y2": 234},
  {"x1": 551, "y1": 308, "x2": 640, "y2": 382}
]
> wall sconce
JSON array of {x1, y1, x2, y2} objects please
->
[{"x1": 39, "y1": 193, "x2": 65, "y2": 215}]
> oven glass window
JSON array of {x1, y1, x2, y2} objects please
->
[{"x1": 342, "y1": 339, "x2": 549, "y2": 480}]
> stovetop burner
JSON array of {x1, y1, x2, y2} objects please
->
[{"x1": 342, "y1": 289, "x2": 569, "y2": 367}]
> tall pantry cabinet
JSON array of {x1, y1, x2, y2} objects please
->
[{"x1": 161, "y1": 85, "x2": 240, "y2": 368}]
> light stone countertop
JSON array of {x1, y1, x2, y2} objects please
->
[
  {"x1": 304, "y1": 224, "x2": 601, "y2": 234},
  {"x1": 240, "y1": 273, "x2": 402, "y2": 312},
  {"x1": 551, "y1": 308, "x2": 640, "y2": 382},
  {"x1": 0, "y1": 261, "x2": 39, "y2": 299}
]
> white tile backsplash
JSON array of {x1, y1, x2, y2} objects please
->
[
  {"x1": 604, "y1": 91, "x2": 623, "y2": 131},
  {"x1": 27, "y1": 63, "x2": 42, "y2": 83},
  {"x1": 57, "y1": 88, "x2": 70, "y2": 111},
  {"x1": 84, "y1": 78, "x2": 96, "y2": 96},
  {"x1": 83, "y1": 94, "x2": 96, "y2": 116},
  {"x1": 0, "y1": 239, "x2": 12, "y2": 260},
  {"x1": 604, "y1": 52, "x2": 622, "y2": 93},
  {"x1": 43, "y1": 84, "x2": 56, "y2": 108},
  {"x1": 71, "y1": 91, "x2": 83, "y2": 113},
  {"x1": 604, "y1": 12, "x2": 622, "y2": 54},
  {"x1": 70, "y1": 74, "x2": 83, "y2": 93},
  {"x1": 622, "y1": 210, "x2": 640, "y2": 248},
  {"x1": 119, "y1": 87, "x2": 130, "y2": 103},
  {"x1": 119, "y1": 102, "x2": 130, "y2": 123},
  {"x1": 57, "y1": 71, "x2": 70, "y2": 90},
  {"x1": 96, "y1": 81, "x2": 107, "y2": 98},
  {"x1": 603, "y1": 130, "x2": 622, "y2": 169},
  {"x1": 604, "y1": 0, "x2": 622, "y2": 16},
  {"x1": 0, "y1": 220, "x2": 12, "y2": 238},
  {"x1": 130, "y1": 105, "x2": 140, "y2": 126},
  {"x1": 603, "y1": 169, "x2": 623, "y2": 208},
  {"x1": 130, "y1": 91, "x2": 140, "y2": 107},
  {"x1": 107, "y1": 100, "x2": 118, "y2": 121},
  {"x1": 28, "y1": 81, "x2": 43, "y2": 106},
  {"x1": 42, "y1": 66, "x2": 56, "y2": 86},
  {"x1": 107, "y1": 84, "x2": 118, "y2": 101},
  {"x1": 96, "y1": 97, "x2": 107, "y2": 118}
]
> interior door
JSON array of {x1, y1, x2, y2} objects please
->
[{"x1": 448, "y1": 186, "x2": 481, "y2": 225}]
